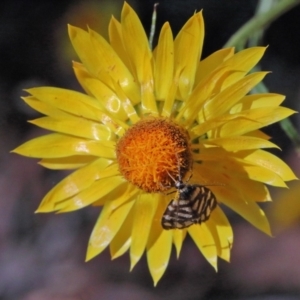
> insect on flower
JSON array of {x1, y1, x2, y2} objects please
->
[{"x1": 161, "y1": 169, "x2": 218, "y2": 230}]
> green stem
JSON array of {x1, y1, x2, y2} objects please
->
[
  {"x1": 149, "y1": 3, "x2": 159, "y2": 50},
  {"x1": 224, "y1": 0, "x2": 300, "y2": 48},
  {"x1": 280, "y1": 118, "x2": 300, "y2": 148},
  {"x1": 248, "y1": 0, "x2": 276, "y2": 47},
  {"x1": 224, "y1": 0, "x2": 300, "y2": 149}
]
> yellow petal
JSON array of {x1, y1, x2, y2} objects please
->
[
  {"x1": 231, "y1": 93, "x2": 285, "y2": 113},
  {"x1": 188, "y1": 224, "x2": 218, "y2": 270},
  {"x1": 191, "y1": 106, "x2": 295, "y2": 138},
  {"x1": 172, "y1": 229, "x2": 187, "y2": 258},
  {"x1": 12, "y1": 133, "x2": 115, "y2": 159},
  {"x1": 36, "y1": 158, "x2": 114, "y2": 211},
  {"x1": 244, "y1": 164, "x2": 288, "y2": 187},
  {"x1": 138, "y1": 59, "x2": 158, "y2": 116},
  {"x1": 231, "y1": 175, "x2": 271, "y2": 202},
  {"x1": 39, "y1": 156, "x2": 97, "y2": 170},
  {"x1": 161, "y1": 70, "x2": 179, "y2": 118},
  {"x1": 241, "y1": 150, "x2": 298, "y2": 181},
  {"x1": 193, "y1": 161, "x2": 258, "y2": 204},
  {"x1": 121, "y1": 2, "x2": 150, "y2": 79},
  {"x1": 177, "y1": 66, "x2": 232, "y2": 125},
  {"x1": 72, "y1": 62, "x2": 93, "y2": 96},
  {"x1": 154, "y1": 22, "x2": 174, "y2": 100},
  {"x1": 220, "y1": 106, "x2": 296, "y2": 137},
  {"x1": 74, "y1": 63, "x2": 139, "y2": 124},
  {"x1": 195, "y1": 48, "x2": 234, "y2": 85},
  {"x1": 69, "y1": 24, "x2": 140, "y2": 108},
  {"x1": 108, "y1": 78, "x2": 141, "y2": 124},
  {"x1": 146, "y1": 195, "x2": 172, "y2": 285},
  {"x1": 37, "y1": 158, "x2": 112, "y2": 204},
  {"x1": 205, "y1": 72, "x2": 269, "y2": 120},
  {"x1": 222, "y1": 195, "x2": 271, "y2": 235},
  {"x1": 86, "y1": 197, "x2": 135, "y2": 261},
  {"x1": 88, "y1": 27, "x2": 140, "y2": 105},
  {"x1": 221, "y1": 47, "x2": 267, "y2": 88},
  {"x1": 193, "y1": 147, "x2": 233, "y2": 162},
  {"x1": 130, "y1": 193, "x2": 159, "y2": 270},
  {"x1": 29, "y1": 116, "x2": 113, "y2": 141},
  {"x1": 121, "y1": 3, "x2": 157, "y2": 115},
  {"x1": 202, "y1": 136, "x2": 279, "y2": 152},
  {"x1": 147, "y1": 229, "x2": 172, "y2": 286},
  {"x1": 224, "y1": 47, "x2": 266, "y2": 72},
  {"x1": 23, "y1": 96, "x2": 71, "y2": 118},
  {"x1": 55, "y1": 176, "x2": 126, "y2": 212},
  {"x1": 245, "y1": 130, "x2": 270, "y2": 140},
  {"x1": 26, "y1": 87, "x2": 125, "y2": 133},
  {"x1": 110, "y1": 210, "x2": 133, "y2": 259},
  {"x1": 93, "y1": 182, "x2": 139, "y2": 209},
  {"x1": 80, "y1": 77, "x2": 128, "y2": 121},
  {"x1": 193, "y1": 157, "x2": 243, "y2": 188},
  {"x1": 174, "y1": 11, "x2": 204, "y2": 100},
  {"x1": 191, "y1": 109, "x2": 243, "y2": 137},
  {"x1": 108, "y1": 16, "x2": 133, "y2": 75},
  {"x1": 193, "y1": 159, "x2": 272, "y2": 202},
  {"x1": 206, "y1": 206, "x2": 233, "y2": 262},
  {"x1": 68, "y1": 25, "x2": 102, "y2": 78}
]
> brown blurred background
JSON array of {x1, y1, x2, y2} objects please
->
[{"x1": 2, "y1": 0, "x2": 300, "y2": 299}]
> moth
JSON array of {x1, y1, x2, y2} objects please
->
[{"x1": 161, "y1": 172, "x2": 217, "y2": 230}]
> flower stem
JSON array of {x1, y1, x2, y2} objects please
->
[
  {"x1": 149, "y1": 3, "x2": 159, "y2": 50},
  {"x1": 280, "y1": 118, "x2": 300, "y2": 149},
  {"x1": 224, "y1": 0, "x2": 300, "y2": 48},
  {"x1": 225, "y1": 0, "x2": 300, "y2": 149},
  {"x1": 248, "y1": 0, "x2": 276, "y2": 47}
]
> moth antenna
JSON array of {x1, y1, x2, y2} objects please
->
[
  {"x1": 174, "y1": 152, "x2": 183, "y2": 182},
  {"x1": 166, "y1": 170, "x2": 177, "y2": 184}
]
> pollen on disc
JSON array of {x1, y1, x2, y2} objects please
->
[{"x1": 116, "y1": 117, "x2": 192, "y2": 193}]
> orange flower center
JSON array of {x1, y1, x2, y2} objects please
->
[{"x1": 116, "y1": 117, "x2": 192, "y2": 193}]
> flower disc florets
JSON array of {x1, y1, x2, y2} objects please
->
[{"x1": 116, "y1": 117, "x2": 192, "y2": 193}]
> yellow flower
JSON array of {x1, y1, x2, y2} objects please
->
[{"x1": 13, "y1": 2, "x2": 297, "y2": 285}]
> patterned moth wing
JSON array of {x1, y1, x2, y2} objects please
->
[{"x1": 161, "y1": 184, "x2": 217, "y2": 230}]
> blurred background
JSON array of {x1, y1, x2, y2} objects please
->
[{"x1": 2, "y1": 0, "x2": 300, "y2": 299}]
